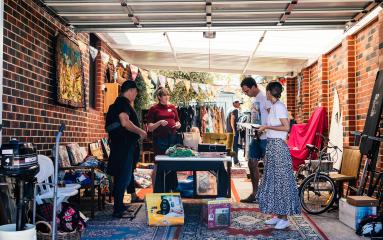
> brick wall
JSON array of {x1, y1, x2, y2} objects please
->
[
  {"x1": 290, "y1": 12, "x2": 383, "y2": 193},
  {"x1": 2, "y1": 0, "x2": 118, "y2": 155},
  {"x1": 286, "y1": 77, "x2": 296, "y2": 116}
]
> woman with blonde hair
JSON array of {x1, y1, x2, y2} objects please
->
[{"x1": 147, "y1": 87, "x2": 181, "y2": 191}]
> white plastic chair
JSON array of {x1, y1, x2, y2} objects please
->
[{"x1": 34, "y1": 155, "x2": 79, "y2": 206}]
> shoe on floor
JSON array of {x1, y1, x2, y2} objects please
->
[
  {"x1": 240, "y1": 195, "x2": 258, "y2": 203},
  {"x1": 264, "y1": 217, "x2": 281, "y2": 225},
  {"x1": 274, "y1": 219, "x2": 290, "y2": 230}
]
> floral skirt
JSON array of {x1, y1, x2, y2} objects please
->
[{"x1": 257, "y1": 138, "x2": 301, "y2": 215}]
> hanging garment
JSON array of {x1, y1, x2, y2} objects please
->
[
  {"x1": 287, "y1": 107, "x2": 328, "y2": 171},
  {"x1": 206, "y1": 107, "x2": 214, "y2": 133},
  {"x1": 200, "y1": 106, "x2": 207, "y2": 134}
]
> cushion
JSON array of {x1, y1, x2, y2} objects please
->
[
  {"x1": 89, "y1": 141, "x2": 104, "y2": 160},
  {"x1": 101, "y1": 138, "x2": 110, "y2": 158},
  {"x1": 52, "y1": 145, "x2": 71, "y2": 167},
  {"x1": 67, "y1": 143, "x2": 86, "y2": 165}
]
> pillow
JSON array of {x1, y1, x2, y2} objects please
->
[
  {"x1": 89, "y1": 141, "x2": 104, "y2": 160},
  {"x1": 66, "y1": 143, "x2": 85, "y2": 165},
  {"x1": 101, "y1": 138, "x2": 110, "y2": 158},
  {"x1": 52, "y1": 145, "x2": 71, "y2": 167}
]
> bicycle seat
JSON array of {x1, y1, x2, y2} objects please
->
[{"x1": 306, "y1": 144, "x2": 318, "y2": 152}]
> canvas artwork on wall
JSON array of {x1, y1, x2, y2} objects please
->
[{"x1": 56, "y1": 33, "x2": 85, "y2": 107}]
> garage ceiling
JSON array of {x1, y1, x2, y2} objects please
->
[{"x1": 42, "y1": 0, "x2": 382, "y2": 76}]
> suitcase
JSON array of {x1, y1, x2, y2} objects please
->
[{"x1": 346, "y1": 196, "x2": 379, "y2": 207}]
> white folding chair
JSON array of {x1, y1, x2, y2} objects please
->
[{"x1": 34, "y1": 155, "x2": 79, "y2": 207}]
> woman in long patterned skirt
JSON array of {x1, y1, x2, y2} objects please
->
[{"x1": 257, "y1": 82, "x2": 301, "y2": 230}]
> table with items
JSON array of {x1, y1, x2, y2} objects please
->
[{"x1": 154, "y1": 155, "x2": 232, "y2": 198}]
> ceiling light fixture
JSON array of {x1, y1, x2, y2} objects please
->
[{"x1": 203, "y1": 31, "x2": 216, "y2": 39}]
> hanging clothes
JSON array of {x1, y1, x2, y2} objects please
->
[
  {"x1": 206, "y1": 106, "x2": 214, "y2": 133},
  {"x1": 200, "y1": 106, "x2": 207, "y2": 134}
]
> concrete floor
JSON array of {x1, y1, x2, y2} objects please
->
[{"x1": 233, "y1": 150, "x2": 365, "y2": 240}]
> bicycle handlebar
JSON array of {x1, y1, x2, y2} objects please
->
[{"x1": 315, "y1": 132, "x2": 342, "y2": 152}]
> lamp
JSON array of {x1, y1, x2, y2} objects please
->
[{"x1": 203, "y1": 31, "x2": 216, "y2": 39}]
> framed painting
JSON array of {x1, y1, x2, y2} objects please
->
[{"x1": 56, "y1": 33, "x2": 85, "y2": 108}]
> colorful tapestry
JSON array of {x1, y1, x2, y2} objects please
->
[{"x1": 56, "y1": 34, "x2": 85, "y2": 107}]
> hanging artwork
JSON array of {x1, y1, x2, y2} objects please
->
[
  {"x1": 55, "y1": 33, "x2": 85, "y2": 108},
  {"x1": 130, "y1": 64, "x2": 139, "y2": 80},
  {"x1": 104, "y1": 59, "x2": 115, "y2": 83},
  {"x1": 116, "y1": 63, "x2": 129, "y2": 84},
  {"x1": 89, "y1": 46, "x2": 98, "y2": 61}
]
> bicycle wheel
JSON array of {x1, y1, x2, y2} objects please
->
[{"x1": 299, "y1": 173, "x2": 336, "y2": 215}]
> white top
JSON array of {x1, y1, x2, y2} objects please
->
[
  {"x1": 155, "y1": 155, "x2": 231, "y2": 162},
  {"x1": 253, "y1": 91, "x2": 272, "y2": 140},
  {"x1": 266, "y1": 100, "x2": 289, "y2": 140}
]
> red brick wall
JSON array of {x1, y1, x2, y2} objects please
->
[
  {"x1": 286, "y1": 77, "x2": 296, "y2": 115},
  {"x1": 291, "y1": 13, "x2": 383, "y2": 193},
  {"x1": 2, "y1": 0, "x2": 118, "y2": 155},
  {"x1": 308, "y1": 62, "x2": 319, "y2": 114}
]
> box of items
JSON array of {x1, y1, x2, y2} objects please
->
[
  {"x1": 202, "y1": 198, "x2": 231, "y2": 229},
  {"x1": 339, "y1": 198, "x2": 377, "y2": 230},
  {"x1": 145, "y1": 193, "x2": 184, "y2": 226},
  {"x1": 346, "y1": 196, "x2": 379, "y2": 207}
]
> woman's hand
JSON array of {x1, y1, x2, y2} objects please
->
[
  {"x1": 159, "y1": 120, "x2": 168, "y2": 126},
  {"x1": 139, "y1": 129, "x2": 147, "y2": 139},
  {"x1": 175, "y1": 121, "x2": 181, "y2": 129},
  {"x1": 258, "y1": 125, "x2": 268, "y2": 132}
]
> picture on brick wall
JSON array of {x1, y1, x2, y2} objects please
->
[{"x1": 56, "y1": 33, "x2": 85, "y2": 108}]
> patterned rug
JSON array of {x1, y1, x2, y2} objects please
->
[
  {"x1": 231, "y1": 168, "x2": 248, "y2": 178},
  {"x1": 174, "y1": 203, "x2": 326, "y2": 240},
  {"x1": 81, "y1": 203, "x2": 172, "y2": 240},
  {"x1": 81, "y1": 180, "x2": 328, "y2": 240}
]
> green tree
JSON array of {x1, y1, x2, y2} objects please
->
[{"x1": 134, "y1": 69, "x2": 150, "y2": 122}]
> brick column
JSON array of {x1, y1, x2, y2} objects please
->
[
  {"x1": 302, "y1": 68, "x2": 310, "y2": 122},
  {"x1": 286, "y1": 77, "x2": 296, "y2": 115},
  {"x1": 95, "y1": 41, "x2": 103, "y2": 112},
  {"x1": 344, "y1": 36, "x2": 357, "y2": 146},
  {"x1": 319, "y1": 55, "x2": 329, "y2": 113}
]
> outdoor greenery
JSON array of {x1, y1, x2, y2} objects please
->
[
  {"x1": 154, "y1": 70, "x2": 214, "y2": 104},
  {"x1": 134, "y1": 70, "x2": 151, "y2": 122}
]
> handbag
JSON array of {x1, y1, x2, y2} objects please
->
[{"x1": 183, "y1": 132, "x2": 200, "y2": 150}]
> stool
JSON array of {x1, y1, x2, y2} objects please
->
[{"x1": 142, "y1": 151, "x2": 154, "y2": 163}]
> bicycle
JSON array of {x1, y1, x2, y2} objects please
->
[{"x1": 298, "y1": 133, "x2": 342, "y2": 215}]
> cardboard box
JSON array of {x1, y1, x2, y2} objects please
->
[
  {"x1": 339, "y1": 198, "x2": 377, "y2": 230},
  {"x1": 202, "y1": 199, "x2": 231, "y2": 229},
  {"x1": 145, "y1": 193, "x2": 184, "y2": 226}
]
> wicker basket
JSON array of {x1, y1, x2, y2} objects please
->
[{"x1": 36, "y1": 221, "x2": 81, "y2": 240}]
